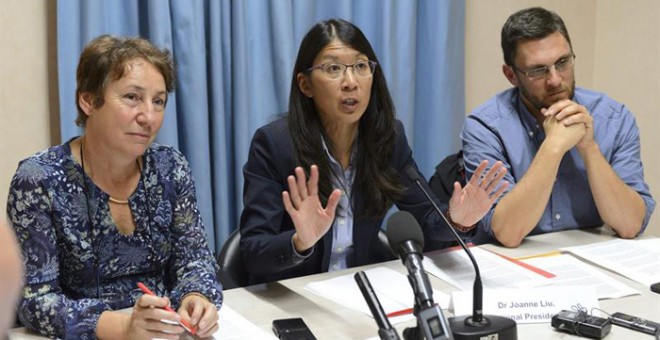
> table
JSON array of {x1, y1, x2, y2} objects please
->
[{"x1": 10, "y1": 228, "x2": 660, "y2": 339}]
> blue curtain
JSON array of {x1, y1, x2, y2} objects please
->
[{"x1": 57, "y1": 0, "x2": 465, "y2": 253}]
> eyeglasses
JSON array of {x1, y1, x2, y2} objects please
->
[
  {"x1": 306, "y1": 60, "x2": 377, "y2": 79},
  {"x1": 513, "y1": 54, "x2": 576, "y2": 80}
]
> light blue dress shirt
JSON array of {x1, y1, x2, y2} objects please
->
[
  {"x1": 324, "y1": 139, "x2": 356, "y2": 271},
  {"x1": 461, "y1": 87, "x2": 655, "y2": 243},
  {"x1": 291, "y1": 137, "x2": 355, "y2": 271}
]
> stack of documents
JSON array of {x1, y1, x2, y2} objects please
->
[
  {"x1": 422, "y1": 247, "x2": 551, "y2": 290},
  {"x1": 423, "y1": 247, "x2": 605, "y2": 323},
  {"x1": 561, "y1": 238, "x2": 660, "y2": 286},
  {"x1": 305, "y1": 267, "x2": 450, "y2": 323},
  {"x1": 520, "y1": 254, "x2": 639, "y2": 299}
]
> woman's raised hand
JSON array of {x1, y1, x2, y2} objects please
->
[{"x1": 282, "y1": 165, "x2": 342, "y2": 252}]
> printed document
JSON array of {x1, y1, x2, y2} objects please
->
[
  {"x1": 561, "y1": 238, "x2": 660, "y2": 286},
  {"x1": 304, "y1": 267, "x2": 450, "y2": 324},
  {"x1": 211, "y1": 305, "x2": 276, "y2": 339},
  {"x1": 423, "y1": 247, "x2": 550, "y2": 290},
  {"x1": 520, "y1": 254, "x2": 639, "y2": 299}
]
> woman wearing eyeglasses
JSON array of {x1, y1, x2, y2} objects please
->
[
  {"x1": 239, "y1": 19, "x2": 509, "y2": 284},
  {"x1": 7, "y1": 35, "x2": 222, "y2": 339}
]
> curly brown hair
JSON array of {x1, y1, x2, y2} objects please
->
[{"x1": 75, "y1": 35, "x2": 175, "y2": 127}]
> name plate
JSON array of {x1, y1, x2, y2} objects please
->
[{"x1": 451, "y1": 286, "x2": 599, "y2": 324}]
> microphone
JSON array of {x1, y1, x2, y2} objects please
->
[
  {"x1": 386, "y1": 212, "x2": 434, "y2": 309},
  {"x1": 387, "y1": 211, "x2": 452, "y2": 340},
  {"x1": 404, "y1": 166, "x2": 517, "y2": 340},
  {"x1": 354, "y1": 271, "x2": 401, "y2": 340}
]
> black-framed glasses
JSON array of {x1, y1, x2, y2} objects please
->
[
  {"x1": 306, "y1": 60, "x2": 377, "y2": 79},
  {"x1": 513, "y1": 54, "x2": 576, "y2": 80}
]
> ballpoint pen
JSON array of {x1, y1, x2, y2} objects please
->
[
  {"x1": 137, "y1": 282, "x2": 197, "y2": 335},
  {"x1": 387, "y1": 307, "x2": 414, "y2": 318}
]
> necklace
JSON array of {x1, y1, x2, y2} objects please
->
[
  {"x1": 78, "y1": 137, "x2": 152, "y2": 300},
  {"x1": 108, "y1": 196, "x2": 130, "y2": 204},
  {"x1": 80, "y1": 138, "x2": 140, "y2": 204}
]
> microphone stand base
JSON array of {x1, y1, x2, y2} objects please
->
[{"x1": 449, "y1": 315, "x2": 517, "y2": 340}]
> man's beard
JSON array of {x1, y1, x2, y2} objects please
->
[{"x1": 519, "y1": 79, "x2": 576, "y2": 112}]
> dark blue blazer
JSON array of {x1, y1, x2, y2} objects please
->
[{"x1": 239, "y1": 117, "x2": 457, "y2": 284}]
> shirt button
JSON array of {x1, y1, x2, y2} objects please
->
[
  {"x1": 339, "y1": 219, "x2": 345, "y2": 225},
  {"x1": 555, "y1": 214, "x2": 561, "y2": 220},
  {"x1": 528, "y1": 131, "x2": 534, "y2": 137},
  {"x1": 336, "y1": 247, "x2": 343, "y2": 253},
  {"x1": 332, "y1": 264, "x2": 339, "y2": 270}
]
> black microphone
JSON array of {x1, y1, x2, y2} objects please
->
[
  {"x1": 386, "y1": 212, "x2": 434, "y2": 309},
  {"x1": 355, "y1": 271, "x2": 401, "y2": 340},
  {"x1": 387, "y1": 211, "x2": 452, "y2": 340},
  {"x1": 404, "y1": 166, "x2": 517, "y2": 340}
]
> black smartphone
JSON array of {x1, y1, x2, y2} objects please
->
[
  {"x1": 272, "y1": 318, "x2": 316, "y2": 340},
  {"x1": 651, "y1": 282, "x2": 660, "y2": 294}
]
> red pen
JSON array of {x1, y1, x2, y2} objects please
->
[
  {"x1": 137, "y1": 282, "x2": 197, "y2": 335},
  {"x1": 386, "y1": 307, "x2": 414, "y2": 318}
]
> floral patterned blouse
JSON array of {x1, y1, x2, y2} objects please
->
[{"x1": 7, "y1": 138, "x2": 223, "y2": 339}]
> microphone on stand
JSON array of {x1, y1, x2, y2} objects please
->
[
  {"x1": 387, "y1": 211, "x2": 453, "y2": 340},
  {"x1": 355, "y1": 271, "x2": 401, "y2": 340},
  {"x1": 403, "y1": 166, "x2": 517, "y2": 340}
]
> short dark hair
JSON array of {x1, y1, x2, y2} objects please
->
[
  {"x1": 501, "y1": 7, "x2": 573, "y2": 66},
  {"x1": 288, "y1": 19, "x2": 403, "y2": 217},
  {"x1": 75, "y1": 35, "x2": 175, "y2": 126}
]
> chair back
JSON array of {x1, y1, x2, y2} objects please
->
[
  {"x1": 428, "y1": 150, "x2": 466, "y2": 205},
  {"x1": 216, "y1": 229, "x2": 249, "y2": 289},
  {"x1": 217, "y1": 229, "x2": 392, "y2": 288}
]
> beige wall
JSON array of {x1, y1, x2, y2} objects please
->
[
  {"x1": 466, "y1": 0, "x2": 660, "y2": 236},
  {"x1": 592, "y1": 1, "x2": 660, "y2": 236},
  {"x1": 0, "y1": 0, "x2": 58, "y2": 222},
  {"x1": 465, "y1": 0, "x2": 597, "y2": 107},
  {"x1": 1, "y1": 1, "x2": 658, "y2": 234}
]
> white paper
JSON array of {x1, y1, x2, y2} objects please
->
[
  {"x1": 423, "y1": 247, "x2": 549, "y2": 290},
  {"x1": 210, "y1": 305, "x2": 277, "y2": 339},
  {"x1": 636, "y1": 238, "x2": 660, "y2": 251},
  {"x1": 561, "y1": 238, "x2": 660, "y2": 286},
  {"x1": 451, "y1": 286, "x2": 600, "y2": 324},
  {"x1": 304, "y1": 267, "x2": 450, "y2": 324},
  {"x1": 520, "y1": 254, "x2": 639, "y2": 299}
]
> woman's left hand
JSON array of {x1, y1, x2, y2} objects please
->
[
  {"x1": 448, "y1": 160, "x2": 508, "y2": 227},
  {"x1": 179, "y1": 293, "x2": 219, "y2": 338}
]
